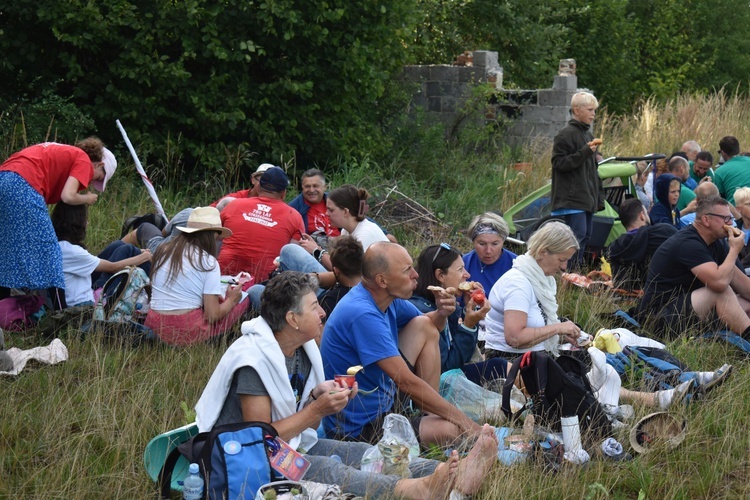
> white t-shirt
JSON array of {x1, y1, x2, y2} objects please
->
[
  {"x1": 150, "y1": 249, "x2": 223, "y2": 311},
  {"x1": 59, "y1": 241, "x2": 100, "y2": 306},
  {"x1": 342, "y1": 219, "x2": 388, "y2": 250},
  {"x1": 484, "y1": 268, "x2": 546, "y2": 353}
]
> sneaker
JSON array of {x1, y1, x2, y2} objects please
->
[
  {"x1": 657, "y1": 380, "x2": 693, "y2": 410},
  {"x1": 702, "y1": 364, "x2": 733, "y2": 394}
]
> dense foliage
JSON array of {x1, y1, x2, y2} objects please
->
[
  {"x1": 409, "y1": 0, "x2": 750, "y2": 113},
  {"x1": 0, "y1": 0, "x2": 417, "y2": 170},
  {"x1": 1, "y1": 0, "x2": 749, "y2": 171}
]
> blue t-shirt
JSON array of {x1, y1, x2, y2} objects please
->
[
  {"x1": 462, "y1": 249, "x2": 516, "y2": 295},
  {"x1": 320, "y1": 283, "x2": 420, "y2": 438}
]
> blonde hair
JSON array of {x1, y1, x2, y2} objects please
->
[
  {"x1": 570, "y1": 92, "x2": 598, "y2": 110},
  {"x1": 467, "y1": 212, "x2": 510, "y2": 241},
  {"x1": 734, "y1": 187, "x2": 750, "y2": 206},
  {"x1": 527, "y1": 221, "x2": 579, "y2": 259}
]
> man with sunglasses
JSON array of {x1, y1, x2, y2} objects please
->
[{"x1": 637, "y1": 195, "x2": 750, "y2": 341}]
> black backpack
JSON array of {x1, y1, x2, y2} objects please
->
[{"x1": 502, "y1": 351, "x2": 612, "y2": 440}]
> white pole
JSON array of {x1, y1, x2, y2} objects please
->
[{"x1": 115, "y1": 119, "x2": 169, "y2": 222}]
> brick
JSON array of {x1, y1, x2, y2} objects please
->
[
  {"x1": 457, "y1": 67, "x2": 482, "y2": 83},
  {"x1": 537, "y1": 89, "x2": 576, "y2": 107},
  {"x1": 427, "y1": 97, "x2": 442, "y2": 112},
  {"x1": 429, "y1": 65, "x2": 458, "y2": 82},
  {"x1": 472, "y1": 50, "x2": 498, "y2": 70},
  {"x1": 426, "y1": 81, "x2": 441, "y2": 97},
  {"x1": 553, "y1": 75, "x2": 577, "y2": 90},
  {"x1": 400, "y1": 65, "x2": 431, "y2": 82},
  {"x1": 517, "y1": 105, "x2": 556, "y2": 122}
]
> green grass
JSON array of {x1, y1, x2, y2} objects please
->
[{"x1": 3, "y1": 92, "x2": 750, "y2": 498}]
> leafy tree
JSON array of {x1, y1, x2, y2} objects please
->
[
  {"x1": 407, "y1": 0, "x2": 570, "y2": 88},
  {"x1": 0, "y1": 0, "x2": 419, "y2": 170}
]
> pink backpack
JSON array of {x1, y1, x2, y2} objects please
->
[{"x1": 0, "y1": 295, "x2": 45, "y2": 331}]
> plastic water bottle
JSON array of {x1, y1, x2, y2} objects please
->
[{"x1": 183, "y1": 463, "x2": 204, "y2": 500}]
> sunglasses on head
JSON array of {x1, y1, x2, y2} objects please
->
[{"x1": 431, "y1": 242, "x2": 453, "y2": 265}]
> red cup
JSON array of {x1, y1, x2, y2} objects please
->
[{"x1": 334, "y1": 374, "x2": 356, "y2": 389}]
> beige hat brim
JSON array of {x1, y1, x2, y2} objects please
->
[{"x1": 176, "y1": 226, "x2": 232, "y2": 239}]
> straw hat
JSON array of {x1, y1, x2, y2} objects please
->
[
  {"x1": 176, "y1": 207, "x2": 232, "y2": 239},
  {"x1": 629, "y1": 412, "x2": 687, "y2": 454}
]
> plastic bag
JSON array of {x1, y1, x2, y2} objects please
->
[
  {"x1": 360, "y1": 414, "x2": 419, "y2": 477},
  {"x1": 439, "y1": 369, "x2": 525, "y2": 423}
]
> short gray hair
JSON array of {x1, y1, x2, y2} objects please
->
[
  {"x1": 527, "y1": 221, "x2": 579, "y2": 259},
  {"x1": 261, "y1": 272, "x2": 319, "y2": 333}
]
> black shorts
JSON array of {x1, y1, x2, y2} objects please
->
[{"x1": 649, "y1": 292, "x2": 721, "y2": 339}]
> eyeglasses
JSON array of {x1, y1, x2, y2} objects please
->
[
  {"x1": 431, "y1": 242, "x2": 453, "y2": 265},
  {"x1": 705, "y1": 213, "x2": 734, "y2": 224}
]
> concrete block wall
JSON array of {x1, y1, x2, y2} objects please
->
[{"x1": 399, "y1": 51, "x2": 593, "y2": 145}]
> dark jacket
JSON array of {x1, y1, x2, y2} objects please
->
[
  {"x1": 607, "y1": 223, "x2": 678, "y2": 290},
  {"x1": 649, "y1": 174, "x2": 684, "y2": 229},
  {"x1": 288, "y1": 193, "x2": 328, "y2": 232},
  {"x1": 408, "y1": 295, "x2": 477, "y2": 374},
  {"x1": 551, "y1": 119, "x2": 604, "y2": 213}
]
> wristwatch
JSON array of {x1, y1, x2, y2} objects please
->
[{"x1": 313, "y1": 248, "x2": 327, "y2": 262}]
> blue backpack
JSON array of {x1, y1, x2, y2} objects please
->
[{"x1": 159, "y1": 421, "x2": 279, "y2": 499}]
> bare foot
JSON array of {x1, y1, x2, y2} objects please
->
[
  {"x1": 393, "y1": 450, "x2": 458, "y2": 500},
  {"x1": 455, "y1": 424, "x2": 498, "y2": 495}
]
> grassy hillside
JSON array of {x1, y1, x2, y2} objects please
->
[{"x1": 2, "y1": 92, "x2": 750, "y2": 498}]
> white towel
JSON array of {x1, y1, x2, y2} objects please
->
[{"x1": 0, "y1": 338, "x2": 69, "y2": 376}]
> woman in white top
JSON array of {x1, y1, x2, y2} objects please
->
[
  {"x1": 484, "y1": 221, "x2": 692, "y2": 411},
  {"x1": 145, "y1": 207, "x2": 247, "y2": 346},
  {"x1": 326, "y1": 184, "x2": 388, "y2": 250}
]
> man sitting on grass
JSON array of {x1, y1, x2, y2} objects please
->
[
  {"x1": 320, "y1": 242, "x2": 483, "y2": 447},
  {"x1": 637, "y1": 196, "x2": 750, "y2": 340},
  {"x1": 607, "y1": 198, "x2": 677, "y2": 291}
]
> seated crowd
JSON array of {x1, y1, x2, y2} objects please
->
[{"x1": 3, "y1": 137, "x2": 748, "y2": 497}]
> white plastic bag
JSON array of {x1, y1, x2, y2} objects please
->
[{"x1": 360, "y1": 414, "x2": 419, "y2": 477}]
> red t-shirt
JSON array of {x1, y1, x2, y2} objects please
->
[
  {"x1": 209, "y1": 188, "x2": 251, "y2": 207},
  {"x1": 0, "y1": 143, "x2": 93, "y2": 204},
  {"x1": 218, "y1": 196, "x2": 305, "y2": 281},
  {"x1": 306, "y1": 199, "x2": 341, "y2": 236}
]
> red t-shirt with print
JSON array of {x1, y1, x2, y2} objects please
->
[{"x1": 218, "y1": 196, "x2": 305, "y2": 281}]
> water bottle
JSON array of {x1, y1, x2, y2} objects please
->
[{"x1": 183, "y1": 463, "x2": 204, "y2": 500}]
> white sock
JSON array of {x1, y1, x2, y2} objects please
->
[{"x1": 656, "y1": 380, "x2": 691, "y2": 409}]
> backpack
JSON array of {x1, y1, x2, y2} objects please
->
[
  {"x1": 502, "y1": 351, "x2": 612, "y2": 440},
  {"x1": 159, "y1": 421, "x2": 280, "y2": 500},
  {"x1": 94, "y1": 266, "x2": 150, "y2": 323},
  {"x1": 0, "y1": 295, "x2": 45, "y2": 331}
]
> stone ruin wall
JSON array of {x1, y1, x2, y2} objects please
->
[{"x1": 398, "y1": 51, "x2": 591, "y2": 146}]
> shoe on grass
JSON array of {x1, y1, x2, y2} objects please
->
[
  {"x1": 656, "y1": 380, "x2": 693, "y2": 410},
  {"x1": 701, "y1": 364, "x2": 733, "y2": 393}
]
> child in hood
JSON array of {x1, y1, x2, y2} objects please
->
[{"x1": 650, "y1": 173, "x2": 685, "y2": 229}]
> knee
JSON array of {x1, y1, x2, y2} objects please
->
[{"x1": 412, "y1": 315, "x2": 440, "y2": 341}]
